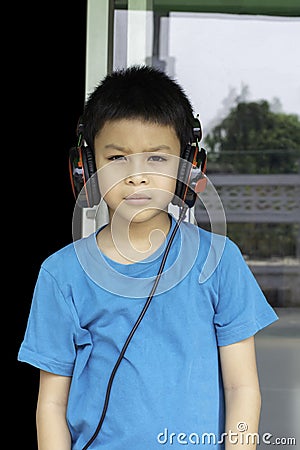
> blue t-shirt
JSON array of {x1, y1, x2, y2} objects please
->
[{"x1": 18, "y1": 216, "x2": 278, "y2": 449}]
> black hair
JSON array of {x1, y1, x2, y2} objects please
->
[{"x1": 81, "y1": 65, "x2": 196, "y2": 155}]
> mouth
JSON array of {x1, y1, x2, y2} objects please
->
[{"x1": 124, "y1": 193, "x2": 151, "y2": 204}]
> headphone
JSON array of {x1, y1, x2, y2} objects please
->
[{"x1": 69, "y1": 117, "x2": 207, "y2": 209}]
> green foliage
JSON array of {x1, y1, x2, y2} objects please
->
[
  {"x1": 204, "y1": 99, "x2": 300, "y2": 174},
  {"x1": 226, "y1": 223, "x2": 298, "y2": 259},
  {"x1": 202, "y1": 98, "x2": 300, "y2": 260}
]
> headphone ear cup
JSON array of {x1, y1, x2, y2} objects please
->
[
  {"x1": 173, "y1": 144, "x2": 196, "y2": 208},
  {"x1": 69, "y1": 146, "x2": 84, "y2": 202},
  {"x1": 69, "y1": 145, "x2": 101, "y2": 208},
  {"x1": 193, "y1": 148, "x2": 207, "y2": 194},
  {"x1": 172, "y1": 145, "x2": 207, "y2": 208},
  {"x1": 81, "y1": 146, "x2": 101, "y2": 207}
]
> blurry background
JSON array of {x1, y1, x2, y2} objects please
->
[{"x1": 15, "y1": 1, "x2": 299, "y2": 448}]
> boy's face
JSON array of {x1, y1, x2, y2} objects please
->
[{"x1": 94, "y1": 119, "x2": 180, "y2": 224}]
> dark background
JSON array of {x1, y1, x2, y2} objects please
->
[{"x1": 12, "y1": 2, "x2": 87, "y2": 448}]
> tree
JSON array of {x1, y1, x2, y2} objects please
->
[
  {"x1": 200, "y1": 98, "x2": 300, "y2": 261},
  {"x1": 204, "y1": 99, "x2": 300, "y2": 174}
]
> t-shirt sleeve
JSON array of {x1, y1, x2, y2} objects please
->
[
  {"x1": 18, "y1": 266, "x2": 77, "y2": 376},
  {"x1": 214, "y1": 238, "x2": 278, "y2": 346}
]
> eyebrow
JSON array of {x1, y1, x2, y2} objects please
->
[{"x1": 104, "y1": 144, "x2": 172, "y2": 152}]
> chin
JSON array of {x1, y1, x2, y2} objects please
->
[{"x1": 114, "y1": 208, "x2": 169, "y2": 225}]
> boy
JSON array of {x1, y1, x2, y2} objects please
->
[{"x1": 18, "y1": 65, "x2": 278, "y2": 450}]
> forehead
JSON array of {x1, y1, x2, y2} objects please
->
[{"x1": 94, "y1": 119, "x2": 180, "y2": 154}]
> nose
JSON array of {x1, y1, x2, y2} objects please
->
[
  {"x1": 125, "y1": 172, "x2": 149, "y2": 185},
  {"x1": 124, "y1": 156, "x2": 150, "y2": 185}
]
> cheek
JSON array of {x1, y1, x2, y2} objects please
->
[
  {"x1": 97, "y1": 166, "x2": 124, "y2": 199},
  {"x1": 151, "y1": 155, "x2": 179, "y2": 191},
  {"x1": 98, "y1": 181, "x2": 120, "y2": 205},
  {"x1": 100, "y1": 185, "x2": 122, "y2": 212},
  {"x1": 154, "y1": 173, "x2": 177, "y2": 194}
]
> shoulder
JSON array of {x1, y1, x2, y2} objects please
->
[
  {"x1": 42, "y1": 241, "x2": 77, "y2": 268},
  {"x1": 180, "y1": 219, "x2": 227, "y2": 248},
  {"x1": 40, "y1": 233, "x2": 96, "y2": 278},
  {"x1": 178, "y1": 218, "x2": 244, "y2": 258},
  {"x1": 179, "y1": 220, "x2": 245, "y2": 282}
]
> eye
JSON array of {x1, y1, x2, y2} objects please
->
[
  {"x1": 148, "y1": 155, "x2": 167, "y2": 162},
  {"x1": 107, "y1": 155, "x2": 127, "y2": 161}
]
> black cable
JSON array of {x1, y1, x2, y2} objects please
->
[{"x1": 82, "y1": 205, "x2": 188, "y2": 449}]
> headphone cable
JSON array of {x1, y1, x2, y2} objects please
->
[{"x1": 82, "y1": 205, "x2": 188, "y2": 449}]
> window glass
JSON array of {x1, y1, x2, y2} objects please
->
[{"x1": 113, "y1": 6, "x2": 300, "y2": 308}]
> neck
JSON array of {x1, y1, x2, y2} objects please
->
[{"x1": 100, "y1": 210, "x2": 172, "y2": 264}]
